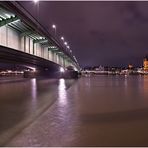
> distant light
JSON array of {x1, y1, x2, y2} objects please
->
[
  {"x1": 60, "y1": 67, "x2": 65, "y2": 73},
  {"x1": 32, "y1": 68, "x2": 36, "y2": 72},
  {"x1": 52, "y1": 24, "x2": 56, "y2": 29},
  {"x1": 74, "y1": 67, "x2": 77, "y2": 71},
  {"x1": 61, "y1": 36, "x2": 64, "y2": 40},
  {"x1": 27, "y1": 66, "x2": 36, "y2": 72},
  {"x1": 64, "y1": 42, "x2": 67, "y2": 45},
  {"x1": 67, "y1": 46, "x2": 70, "y2": 49},
  {"x1": 7, "y1": 70, "x2": 12, "y2": 73},
  {"x1": 33, "y1": 0, "x2": 39, "y2": 3},
  {"x1": 49, "y1": 46, "x2": 56, "y2": 49}
]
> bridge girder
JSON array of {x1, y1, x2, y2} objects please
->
[
  {"x1": 48, "y1": 47, "x2": 59, "y2": 51},
  {"x1": 20, "y1": 31, "x2": 35, "y2": 36},
  {"x1": 0, "y1": 15, "x2": 19, "y2": 27},
  {"x1": 33, "y1": 39, "x2": 48, "y2": 44}
]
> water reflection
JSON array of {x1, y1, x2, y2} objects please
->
[
  {"x1": 124, "y1": 75, "x2": 128, "y2": 87},
  {"x1": 58, "y1": 79, "x2": 67, "y2": 106},
  {"x1": 4, "y1": 76, "x2": 148, "y2": 147},
  {"x1": 31, "y1": 78, "x2": 37, "y2": 101},
  {"x1": 143, "y1": 76, "x2": 148, "y2": 99}
]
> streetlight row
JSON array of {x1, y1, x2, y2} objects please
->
[
  {"x1": 51, "y1": 24, "x2": 78, "y2": 64},
  {"x1": 51, "y1": 25, "x2": 79, "y2": 69},
  {"x1": 33, "y1": 0, "x2": 79, "y2": 68},
  {"x1": 52, "y1": 24, "x2": 71, "y2": 52},
  {"x1": 33, "y1": 0, "x2": 71, "y2": 54}
]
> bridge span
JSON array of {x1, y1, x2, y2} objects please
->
[{"x1": 0, "y1": 1, "x2": 80, "y2": 77}]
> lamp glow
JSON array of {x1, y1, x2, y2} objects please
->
[
  {"x1": 52, "y1": 24, "x2": 56, "y2": 36},
  {"x1": 61, "y1": 36, "x2": 64, "y2": 40},
  {"x1": 33, "y1": 0, "x2": 39, "y2": 3},
  {"x1": 52, "y1": 24, "x2": 56, "y2": 29},
  {"x1": 64, "y1": 42, "x2": 67, "y2": 45},
  {"x1": 60, "y1": 67, "x2": 65, "y2": 73}
]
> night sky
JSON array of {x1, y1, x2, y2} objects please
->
[{"x1": 20, "y1": 1, "x2": 148, "y2": 68}]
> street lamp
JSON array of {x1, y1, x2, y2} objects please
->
[
  {"x1": 33, "y1": 0, "x2": 39, "y2": 3},
  {"x1": 67, "y1": 45, "x2": 70, "y2": 49},
  {"x1": 52, "y1": 24, "x2": 56, "y2": 36},
  {"x1": 33, "y1": 0, "x2": 40, "y2": 29},
  {"x1": 61, "y1": 36, "x2": 64, "y2": 41},
  {"x1": 64, "y1": 42, "x2": 67, "y2": 46}
]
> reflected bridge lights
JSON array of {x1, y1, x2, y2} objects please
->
[
  {"x1": 31, "y1": 78, "x2": 37, "y2": 103},
  {"x1": 58, "y1": 78, "x2": 67, "y2": 106}
]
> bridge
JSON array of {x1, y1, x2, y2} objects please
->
[{"x1": 0, "y1": 1, "x2": 80, "y2": 77}]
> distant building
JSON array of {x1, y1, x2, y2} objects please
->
[
  {"x1": 143, "y1": 57, "x2": 148, "y2": 71},
  {"x1": 128, "y1": 64, "x2": 133, "y2": 69},
  {"x1": 95, "y1": 65, "x2": 104, "y2": 71}
]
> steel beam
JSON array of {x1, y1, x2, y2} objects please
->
[
  {"x1": 21, "y1": 31, "x2": 35, "y2": 36},
  {"x1": 48, "y1": 47, "x2": 59, "y2": 51},
  {"x1": 0, "y1": 15, "x2": 19, "y2": 27},
  {"x1": 33, "y1": 39, "x2": 48, "y2": 44}
]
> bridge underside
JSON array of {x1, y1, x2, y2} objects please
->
[
  {"x1": 0, "y1": 45, "x2": 63, "y2": 78},
  {"x1": 0, "y1": 2, "x2": 80, "y2": 73},
  {"x1": 0, "y1": 45, "x2": 60, "y2": 70}
]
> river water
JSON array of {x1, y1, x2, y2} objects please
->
[{"x1": 1, "y1": 75, "x2": 148, "y2": 146}]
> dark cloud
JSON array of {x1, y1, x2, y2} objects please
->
[{"x1": 20, "y1": 1, "x2": 148, "y2": 67}]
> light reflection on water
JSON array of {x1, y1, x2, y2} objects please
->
[
  {"x1": 3, "y1": 76, "x2": 148, "y2": 146},
  {"x1": 31, "y1": 78, "x2": 37, "y2": 101},
  {"x1": 58, "y1": 79, "x2": 67, "y2": 106},
  {"x1": 0, "y1": 78, "x2": 74, "y2": 146},
  {"x1": 143, "y1": 75, "x2": 148, "y2": 98}
]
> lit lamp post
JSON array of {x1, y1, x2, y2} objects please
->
[
  {"x1": 33, "y1": 0, "x2": 40, "y2": 30},
  {"x1": 64, "y1": 42, "x2": 67, "y2": 46},
  {"x1": 64, "y1": 42, "x2": 68, "y2": 52},
  {"x1": 52, "y1": 24, "x2": 56, "y2": 36},
  {"x1": 61, "y1": 36, "x2": 64, "y2": 41},
  {"x1": 61, "y1": 36, "x2": 71, "y2": 53},
  {"x1": 67, "y1": 45, "x2": 71, "y2": 53},
  {"x1": 33, "y1": 0, "x2": 39, "y2": 3}
]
